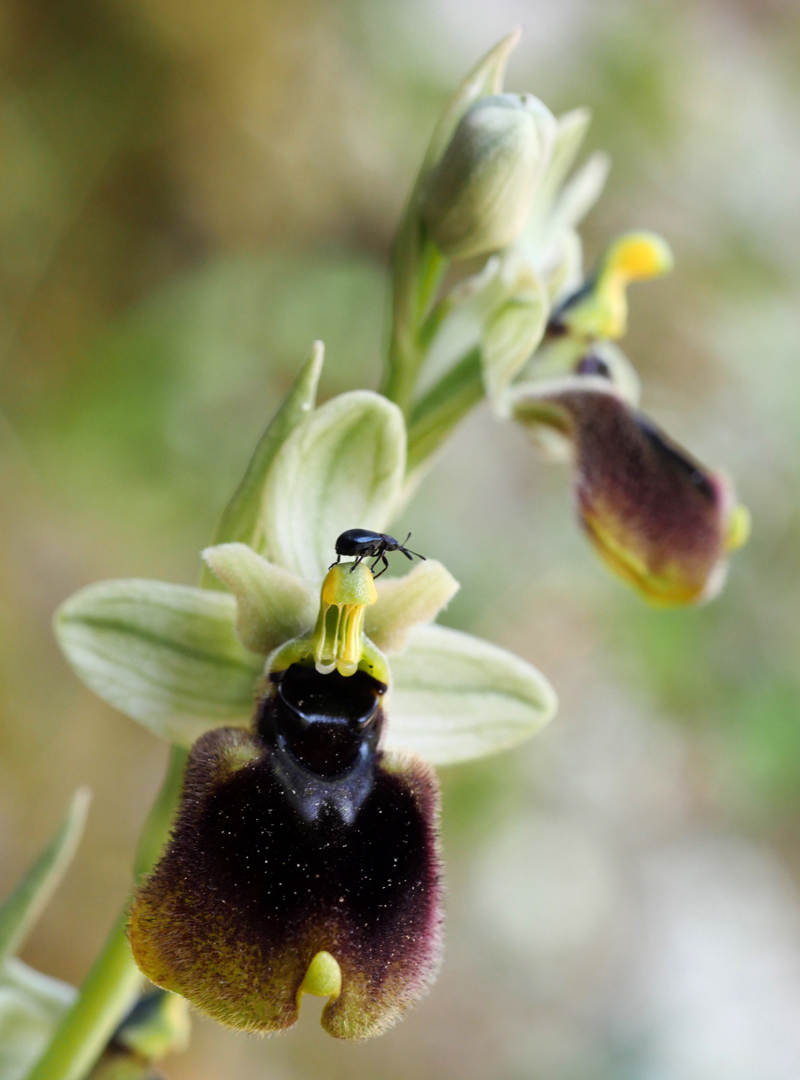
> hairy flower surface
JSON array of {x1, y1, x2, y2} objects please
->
[
  {"x1": 54, "y1": 345, "x2": 557, "y2": 1038},
  {"x1": 511, "y1": 379, "x2": 749, "y2": 606},
  {"x1": 129, "y1": 669, "x2": 442, "y2": 1039}
]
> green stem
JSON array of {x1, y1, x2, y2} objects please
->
[
  {"x1": 406, "y1": 347, "x2": 484, "y2": 474},
  {"x1": 25, "y1": 745, "x2": 188, "y2": 1080},
  {"x1": 381, "y1": 202, "x2": 447, "y2": 414}
]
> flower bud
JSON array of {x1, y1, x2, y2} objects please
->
[{"x1": 420, "y1": 93, "x2": 556, "y2": 261}]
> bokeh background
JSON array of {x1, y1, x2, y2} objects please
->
[{"x1": 3, "y1": 0, "x2": 800, "y2": 1076}]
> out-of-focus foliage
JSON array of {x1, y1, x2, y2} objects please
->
[{"x1": 3, "y1": 0, "x2": 800, "y2": 1078}]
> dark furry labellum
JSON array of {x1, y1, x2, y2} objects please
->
[
  {"x1": 513, "y1": 385, "x2": 747, "y2": 606},
  {"x1": 128, "y1": 664, "x2": 443, "y2": 1040}
]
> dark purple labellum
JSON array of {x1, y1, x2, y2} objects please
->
[{"x1": 129, "y1": 665, "x2": 443, "y2": 1040}]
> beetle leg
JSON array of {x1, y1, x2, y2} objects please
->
[
  {"x1": 350, "y1": 554, "x2": 364, "y2": 573},
  {"x1": 328, "y1": 554, "x2": 342, "y2": 569},
  {"x1": 372, "y1": 554, "x2": 389, "y2": 580}
]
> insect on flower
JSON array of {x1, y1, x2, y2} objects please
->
[{"x1": 331, "y1": 529, "x2": 426, "y2": 579}]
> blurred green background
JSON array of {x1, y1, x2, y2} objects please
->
[{"x1": 3, "y1": 0, "x2": 800, "y2": 1077}]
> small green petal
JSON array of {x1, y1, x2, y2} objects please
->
[
  {"x1": 202, "y1": 341, "x2": 324, "y2": 584},
  {"x1": 202, "y1": 543, "x2": 316, "y2": 655},
  {"x1": 547, "y1": 151, "x2": 611, "y2": 240},
  {"x1": 523, "y1": 106, "x2": 592, "y2": 247},
  {"x1": 55, "y1": 580, "x2": 263, "y2": 745},
  {"x1": 0, "y1": 790, "x2": 90, "y2": 965},
  {"x1": 365, "y1": 561, "x2": 460, "y2": 655},
  {"x1": 260, "y1": 391, "x2": 406, "y2": 587},
  {"x1": 540, "y1": 108, "x2": 593, "y2": 208},
  {"x1": 540, "y1": 228, "x2": 584, "y2": 304},
  {"x1": 385, "y1": 624, "x2": 557, "y2": 765}
]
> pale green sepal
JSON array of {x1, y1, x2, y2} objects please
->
[
  {"x1": 261, "y1": 391, "x2": 407, "y2": 586},
  {"x1": 422, "y1": 28, "x2": 522, "y2": 173},
  {"x1": 0, "y1": 789, "x2": 90, "y2": 966},
  {"x1": 0, "y1": 959, "x2": 76, "y2": 1080},
  {"x1": 201, "y1": 341, "x2": 324, "y2": 586},
  {"x1": 365, "y1": 561, "x2": 459, "y2": 655},
  {"x1": 55, "y1": 581, "x2": 263, "y2": 745},
  {"x1": 384, "y1": 624, "x2": 557, "y2": 765},
  {"x1": 202, "y1": 543, "x2": 315, "y2": 655},
  {"x1": 542, "y1": 108, "x2": 593, "y2": 207},
  {"x1": 540, "y1": 228, "x2": 584, "y2": 304},
  {"x1": 548, "y1": 150, "x2": 611, "y2": 238},
  {"x1": 524, "y1": 107, "x2": 592, "y2": 244}
]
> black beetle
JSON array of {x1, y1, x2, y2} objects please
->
[{"x1": 331, "y1": 529, "x2": 426, "y2": 579}]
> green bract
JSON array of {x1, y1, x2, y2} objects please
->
[
  {"x1": 55, "y1": 345, "x2": 557, "y2": 765},
  {"x1": 0, "y1": 793, "x2": 86, "y2": 1080},
  {"x1": 0, "y1": 960, "x2": 76, "y2": 1080}
]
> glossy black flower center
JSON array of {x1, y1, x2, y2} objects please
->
[{"x1": 260, "y1": 664, "x2": 386, "y2": 776}]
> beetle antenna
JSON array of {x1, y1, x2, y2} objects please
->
[{"x1": 400, "y1": 545, "x2": 426, "y2": 561}]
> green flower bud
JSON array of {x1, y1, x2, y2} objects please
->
[{"x1": 420, "y1": 93, "x2": 556, "y2": 261}]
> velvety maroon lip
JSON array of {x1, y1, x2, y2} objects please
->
[{"x1": 129, "y1": 665, "x2": 443, "y2": 1040}]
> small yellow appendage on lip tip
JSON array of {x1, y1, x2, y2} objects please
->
[
  {"x1": 726, "y1": 504, "x2": 751, "y2": 553},
  {"x1": 297, "y1": 951, "x2": 342, "y2": 1006}
]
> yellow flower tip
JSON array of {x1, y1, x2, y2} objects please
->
[
  {"x1": 726, "y1": 503, "x2": 751, "y2": 553},
  {"x1": 583, "y1": 511, "x2": 704, "y2": 608},
  {"x1": 605, "y1": 231, "x2": 674, "y2": 283},
  {"x1": 297, "y1": 951, "x2": 342, "y2": 1007}
]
